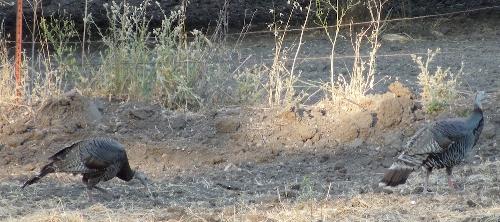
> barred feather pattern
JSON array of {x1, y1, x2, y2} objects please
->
[
  {"x1": 380, "y1": 92, "x2": 485, "y2": 188},
  {"x1": 423, "y1": 138, "x2": 472, "y2": 169},
  {"x1": 381, "y1": 108, "x2": 483, "y2": 187},
  {"x1": 22, "y1": 137, "x2": 134, "y2": 189}
]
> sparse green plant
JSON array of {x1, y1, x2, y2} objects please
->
[
  {"x1": 39, "y1": 16, "x2": 79, "y2": 89},
  {"x1": 298, "y1": 176, "x2": 315, "y2": 201},
  {"x1": 153, "y1": 18, "x2": 205, "y2": 109},
  {"x1": 77, "y1": 0, "x2": 233, "y2": 110},
  {"x1": 88, "y1": 1, "x2": 154, "y2": 99},
  {"x1": 235, "y1": 64, "x2": 267, "y2": 105},
  {"x1": 412, "y1": 48, "x2": 461, "y2": 114},
  {"x1": 153, "y1": 1, "x2": 236, "y2": 109}
]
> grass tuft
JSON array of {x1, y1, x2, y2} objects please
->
[
  {"x1": 0, "y1": 36, "x2": 15, "y2": 103},
  {"x1": 412, "y1": 48, "x2": 461, "y2": 114}
]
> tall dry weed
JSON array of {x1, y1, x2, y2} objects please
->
[
  {"x1": 317, "y1": 0, "x2": 388, "y2": 111},
  {"x1": 0, "y1": 37, "x2": 15, "y2": 103},
  {"x1": 412, "y1": 48, "x2": 460, "y2": 113}
]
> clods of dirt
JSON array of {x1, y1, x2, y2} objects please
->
[{"x1": 215, "y1": 117, "x2": 241, "y2": 133}]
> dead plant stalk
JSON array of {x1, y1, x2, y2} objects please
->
[{"x1": 290, "y1": 0, "x2": 313, "y2": 78}]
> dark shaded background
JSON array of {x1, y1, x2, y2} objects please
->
[{"x1": 0, "y1": 0, "x2": 499, "y2": 39}]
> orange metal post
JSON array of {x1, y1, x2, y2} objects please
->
[{"x1": 15, "y1": 0, "x2": 23, "y2": 101}]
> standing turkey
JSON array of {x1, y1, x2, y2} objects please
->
[
  {"x1": 380, "y1": 91, "x2": 486, "y2": 192},
  {"x1": 22, "y1": 137, "x2": 150, "y2": 198}
]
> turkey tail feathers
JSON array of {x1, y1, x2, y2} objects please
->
[
  {"x1": 379, "y1": 162, "x2": 416, "y2": 187},
  {"x1": 21, "y1": 163, "x2": 55, "y2": 189}
]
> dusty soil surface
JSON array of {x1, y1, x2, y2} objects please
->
[{"x1": 0, "y1": 17, "x2": 499, "y2": 221}]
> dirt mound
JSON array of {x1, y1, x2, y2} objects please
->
[
  {"x1": 35, "y1": 90, "x2": 102, "y2": 132},
  {"x1": 0, "y1": 90, "x2": 106, "y2": 168},
  {"x1": 0, "y1": 82, "x2": 419, "y2": 174},
  {"x1": 1, "y1": 90, "x2": 101, "y2": 144},
  {"x1": 234, "y1": 84, "x2": 417, "y2": 152}
]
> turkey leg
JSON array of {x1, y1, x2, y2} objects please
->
[
  {"x1": 423, "y1": 167, "x2": 433, "y2": 193},
  {"x1": 446, "y1": 167, "x2": 457, "y2": 190}
]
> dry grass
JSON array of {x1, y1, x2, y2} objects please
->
[
  {"x1": 252, "y1": 195, "x2": 499, "y2": 221},
  {"x1": 314, "y1": 0, "x2": 389, "y2": 112},
  {"x1": 412, "y1": 48, "x2": 461, "y2": 114},
  {"x1": 2, "y1": 160, "x2": 499, "y2": 222},
  {"x1": 0, "y1": 38, "x2": 15, "y2": 103},
  {"x1": 265, "y1": 1, "x2": 304, "y2": 107},
  {"x1": 0, "y1": 0, "x2": 240, "y2": 110},
  {"x1": 5, "y1": 192, "x2": 500, "y2": 222},
  {"x1": 86, "y1": 0, "x2": 231, "y2": 110}
]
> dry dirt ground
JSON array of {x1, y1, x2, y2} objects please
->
[{"x1": 0, "y1": 17, "x2": 499, "y2": 221}]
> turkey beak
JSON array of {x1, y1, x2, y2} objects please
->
[
  {"x1": 135, "y1": 172, "x2": 154, "y2": 198},
  {"x1": 141, "y1": 178, "x2": 152, "y2": 195},
  {"x1": 139, "y1": 175, "x2": 149, "y2": 187}
]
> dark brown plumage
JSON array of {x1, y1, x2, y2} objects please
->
[
  {"x1": 381, "y1": 168, "x2": 413, "y2": 187},
  {"x1": 22, "y1": 137, "x2": 150, "y2": 197}
]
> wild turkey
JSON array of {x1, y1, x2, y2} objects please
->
[
  {"x1": 380, "y1": 91, "x2": 486, "y2": 192},
  {"x1": 22, "y1": 137, "x2": 150, "y2": 198}
]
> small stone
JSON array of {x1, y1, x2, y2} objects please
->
[
  {"x1": 382, "y1": 33, "x2": 410, "y2": 43},
  {"x1": 412, "y1": 186, "x2": 432, "y2": 194},
  {"x1": 97, "y1": 124, "x2": 109, "y2": 132},
  {"x1": 334, "y1": 161, "x2": 345, "y2": 171},
  {"x1": 452, "y1": 207, "x2": 465, "y2": 212},
  {"x1": 349, "y1": 138, "x2": 364, "y2": 148},
  {"x1": 359, "y1": 187, "x2": 367, "y2": 194},
  {"x1": 431, "y1": 30, "x2": 445, "y2": 37},
  {"x1": 169, "y1": 113, "x2": 187, "y2": 130},
  {"x1": 466, "y1": 200, "x2": 477, "y2": 207},
  {"x1": 383, "y1": 131, "x2": 403, "y2": 147},
  {"x1": 414, "y1": 110, "x2": 425, "y2": 121},
  {"x1": 319, "y1": 154, "x2": 329, "y2": 163},
  {"x1": 24, "y1": 164, "x2": 36, "y2": 171},
  {"x1": 381, "y1": 158, "x2": 393, "y2": 168},
  {"x1": 482, "y1": 125, "x2": 496, "y2": 139},
  {"x1": 337, "y1": 168, "x2": 347, "y2": 174},
  {"x1": 296, "y1": 124, "x2": 316, "y2": 141},
  {"x1": 129, "y1": 108, "x2": 154, "y2": 120},
  {"x1": 290, "y1": 184, "x2": 301, "y2": 190},
  {"x1": 382, "y1": 187, "x2": 393, "y2": 194},
  {"x1": 303, "y1": 139, "x2": 313, "y2": 147},
  {"x1": 211, "y1": 157, "x2": 225, "y2": 165}
]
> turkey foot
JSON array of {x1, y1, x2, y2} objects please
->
[
  {"x1": 94, "y1": 186, "x2": 120, "y2": 199},
  {"x1": 422, "y1": 187, "x2": 433, "y2": 194},
  {"x1": 447, "y1": 176, "x2": 464, "y2": 192}
]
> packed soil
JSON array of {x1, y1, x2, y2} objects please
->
[{"x1": 0, "y1": 16, "x2": 499, "y2": 221}]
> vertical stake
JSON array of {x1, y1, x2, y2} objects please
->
[{"x1": 15, "y1": 0, "x2": 23, "y2": 102}]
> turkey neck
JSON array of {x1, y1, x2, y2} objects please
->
[
  {"x1": 117, "y1": 163, "x2": 135, "y2": 181},
  {"x1": 467, "y1": 104, "x2": 483, "y2": 127},
  {"x1": 467, "y1": 104, "x2": 484, "y2": 146}
]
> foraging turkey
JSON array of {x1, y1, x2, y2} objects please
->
[
  {"x1": 22, "y1": 137, "x2": 150, "y2": 198},
  {"x1": 380, "y1": 91, "x2": 485, "y2": 192}
]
